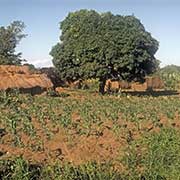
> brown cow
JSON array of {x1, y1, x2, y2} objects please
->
[
  {"x1": 131, "y1": 77, "x2": 164, "y2": 91},
  {"x1": 105, "y1": 76, "x2": 164, "y2": 93},
  {"x1": 105, "y1": 79, "x2": 131, "y2": 93},
  {"x1": 146, "y1": 76, "x2": 164, "y2": 90}
]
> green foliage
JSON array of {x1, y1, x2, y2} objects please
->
[
  {"x1": 83, "y1": 79, "x2": 99, "y2": 91},
  {"x1": 50, "y1": 9, "x2": 159, "y2": 93},
  {"x1": 0, "y1": 158, "x2": 123, "y2": 180},
  {"x1": 46, "y1": 89, "x2": 60, "y2": 97},
  {"x1": 0, "y1": 21, "x2": 26, "y2": 65},
  {"x1": 58, "y1": 92, "x2": 70, "y2": 98},
  {"x1": 0, "y1": 157, "x2": 41, "y2": 180},
  {"x1": 1, "y1": 92, "x2": 180, "y2": 179},
  {"x1": 2, "y1": 129, "x2": 180, "y2": 179},
  {"x1": 123, "y1": 128, "x2": 180, "y2": 179},
  {"x1": 157, "y1": 65, "x2": 180, "y2": 90},
  {"x1": 41, "y1": 162, "x2": 123, "y2": 180},
  {"x1": 1, "y1": 90, "x2": 180, "y2": 138},
  {"x1": 47, "y1": 89, "x2": 70, "y2": 97}
]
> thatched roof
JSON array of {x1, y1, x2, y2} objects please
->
[{"x1": 0, "y1": 65, "x2": 53, "y2": 92}]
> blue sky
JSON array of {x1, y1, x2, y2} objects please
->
[{"x1": 0, "y1": 0, "x2": 180, "y2": 67}]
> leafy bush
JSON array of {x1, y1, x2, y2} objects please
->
[
  {"x1": 46, "y1": 89, "x2": 60, "y2": 97},
  {"x1": 58, "y1": 92, "x2": 70, "y2": 98},
  {"x1": 47, "y1": 89, "x2": 70, "y2": 97},
  {"x1": 157, "y1": 65, "x2": 180, "y2": 90}
]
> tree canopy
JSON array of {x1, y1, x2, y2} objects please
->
[
  {"x1": 50, "y1": 9, "x2": 159, "y2": 93},
  {"x1": 0, "y1": 21, "x2": 26, "y2": 65}
]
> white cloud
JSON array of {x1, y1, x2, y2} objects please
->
[{"x1": 25, "y1": 59, "x2": 53, "y2": 68}]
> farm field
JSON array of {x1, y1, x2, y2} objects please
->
[
  {"x1": 1, "y1": 89, "x2": 180, "y2": 179},
  {"x1": 1, "y1": 0, "x2": 180, "y2": 179}
]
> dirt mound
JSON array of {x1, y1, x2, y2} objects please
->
[
  {"x1": 0, "y1": 65, "x2": 53, "y2": 94},
  {"x1": 0, "y1": 119, "x2": 126, "y2": 167}
]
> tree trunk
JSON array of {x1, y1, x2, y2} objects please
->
[{"x1": 99, "y1": 78, "x2": 106, "y2": 94}]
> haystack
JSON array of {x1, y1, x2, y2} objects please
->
[{"x1": 0, "y1": 65, "x2": 53, "y2": 95}]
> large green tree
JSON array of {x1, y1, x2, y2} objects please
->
[
  {"x1": 0, "y1": 21, "x2": 26, "y2": 65},
  {"x1": 50, "y1": 10, "x2": 159, "y2": 93}
]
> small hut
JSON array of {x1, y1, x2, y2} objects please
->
[{"x1": 0, "y1": 65, "x2": 53, "y2": 95}]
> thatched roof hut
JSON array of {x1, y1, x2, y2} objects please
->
[{"x1": 0, "y1": 65, "x2": 53, "y2": 94}]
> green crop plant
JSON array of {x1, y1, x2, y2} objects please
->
[
  {"x1": 122, "y1": 128, "x2": 180, "y2": 179},
  {"x1": 0, "y1": 157, "x2": 41, "y2": 180},
  {"x1": 1, "y1": 89, "x2": 180, "y2": 179}
]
